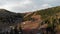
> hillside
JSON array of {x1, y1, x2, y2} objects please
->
[
  {"x1": 0, "y1": 9, "x2": 24, "y2": 32},
  {"x1": 24, "y1": 6, "x2": 60, "y2": 21},
  {"x1": 0, "y1": 6, "x2": 60, "y2": 33},
  {"x1": 20, "y1": 6, "x2": 60, "y2": 33}
]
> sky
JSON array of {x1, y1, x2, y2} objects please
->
[{"x1": 0, "y1": 0, "x2": 60, "y2": 13}]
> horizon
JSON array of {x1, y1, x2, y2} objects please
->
[
  {"x1": 0, "y1": 6, "x2": 59, "y2": 13},
  {"x1": 0, "y1": 0, "x2": 60, "y2": 13}
]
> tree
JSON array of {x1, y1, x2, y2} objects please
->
[
  {"x1": 14, "y1": 26, "x2": 19, "y2": 34},
  {"x1": 10, "y1": 28, "x2": 14, "y2": 34},
  {"x1": 19, "y1": 26, "x2": 23, "y2": 34}
]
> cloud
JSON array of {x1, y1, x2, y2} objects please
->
[
  {"x1": 0, "y1": 0, "x2": 60, "y2": 13},
  {"x1": 41, "y1": 4, "x2": 52, "y2": 9},
  {"x1": 0, "y1": 0, "x2": 32, "y2": 8},
  {"x1": 0, "y1": 0, "x2": 32, "y2": 13}
]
